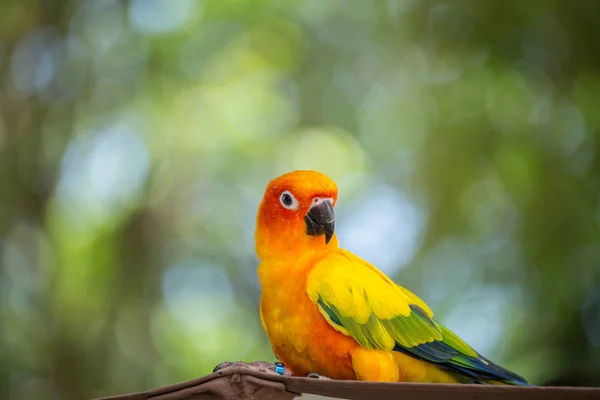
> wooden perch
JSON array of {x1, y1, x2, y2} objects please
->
[{"x1": 94, "y1": 362, "x2": 600, "y2": 400}]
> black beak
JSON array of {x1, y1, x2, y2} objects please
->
[{"x1": 304, "y1": 199, "x2": 335, "y2": 244}]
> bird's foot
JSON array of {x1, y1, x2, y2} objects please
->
[
  {"x1": 213, "y1": 361, "x2": 237, "y2": 373},
  {"x1": 213, "y1": 361, "x2": 292, "y2": 376},
  {"x1": 307, "y1": 372, "x2": 330, "y2": 380}
]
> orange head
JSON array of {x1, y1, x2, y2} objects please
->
[{"x1": 255, "y1": 170, "x2": 339, "y2": 260}]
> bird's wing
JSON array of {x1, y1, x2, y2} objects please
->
[{"x1": 306, "y1": 249, "x2": 528, "y2": 385}]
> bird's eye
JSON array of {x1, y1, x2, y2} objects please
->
[{"x1": 279, "y1": 191, "x2": 298, "y2": 210}]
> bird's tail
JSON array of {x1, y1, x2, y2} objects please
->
[{"x1": 446, "y1": 357, "x2": 531, "y2": 386}]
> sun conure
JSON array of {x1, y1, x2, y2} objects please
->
[{"x1": 255, "y1": 170, "x2": 528, "y2": 384}]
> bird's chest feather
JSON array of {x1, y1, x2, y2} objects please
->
[{"x1": 258, "y1": 258, "x2": 357, "y2": 378}]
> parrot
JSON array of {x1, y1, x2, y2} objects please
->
[{"x1": 255, "y1": 170, "x2": 529, "y2": 384}]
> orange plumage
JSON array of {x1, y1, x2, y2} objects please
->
[{"x1": 255, "y1": 170, "x2": 528, "y2": 384}]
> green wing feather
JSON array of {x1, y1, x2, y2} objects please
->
[{"x1": 307, "y1": 250, "x2": 528, "y2": 385}]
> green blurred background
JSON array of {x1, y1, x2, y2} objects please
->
[{"x1": 1, "y1": 0, "x2": 600, "y2": 398}]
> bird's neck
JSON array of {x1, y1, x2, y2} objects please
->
[{"x1": 255, "y1": 230, "x2": 339, "y2": 261}]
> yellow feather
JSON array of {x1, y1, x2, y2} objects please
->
[{"x1": 307, "y1": 250, "x2": 412, "y2": 322}]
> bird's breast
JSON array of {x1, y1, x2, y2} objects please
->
[{"x1": 258, "y1": 257, "x2": 357, "y2": 379}]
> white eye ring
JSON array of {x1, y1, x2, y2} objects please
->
[{"x1": 279, "y1": 190, "x2": 298, "y2": 210}]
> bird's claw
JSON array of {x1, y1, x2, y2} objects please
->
[
  {"x1": 213, "y1": 361, "x2": 236, "y2": 373},
  {"x1": 307, "y1": 372, "x2": 330, "y2": 380},
  {"x1": 212, "y1": 361, "x2": 292, "y2": 376}
]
